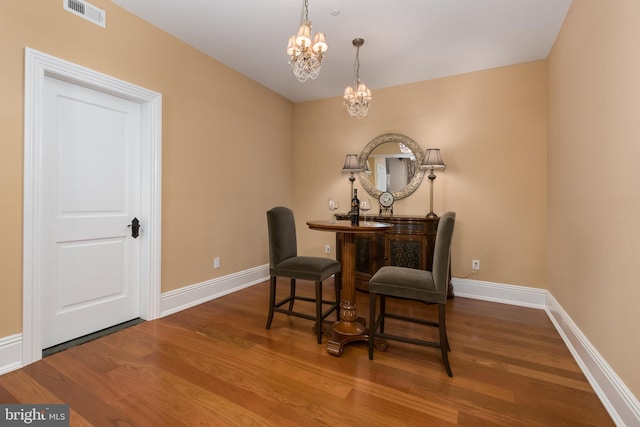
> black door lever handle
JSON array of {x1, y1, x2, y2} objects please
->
[{"x1": 128, "y1": 217, "x2": 140, "y2": 238}]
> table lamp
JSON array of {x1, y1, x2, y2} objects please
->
[
  {"x1": 420, "y1": 148, "x2": 446, "y2": 219},
  {"x1": 342, "y1": 154, "x2": 363, "y2": 200}
]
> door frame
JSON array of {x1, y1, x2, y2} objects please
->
[{"x1": 23, "y1": 47, "x2": 162, "y2": 365}]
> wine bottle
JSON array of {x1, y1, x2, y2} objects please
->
[{"x1": 351, "y1": 188, "x2": 360, "y2": 225}]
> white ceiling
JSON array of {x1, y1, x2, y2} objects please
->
[{"x1": 109, "y1": 0, "x2": 572, "y2": 103}]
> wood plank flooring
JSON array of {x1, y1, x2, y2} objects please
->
[{"x1": 0, "y1": 279, "x2": 614, "y2": 426}]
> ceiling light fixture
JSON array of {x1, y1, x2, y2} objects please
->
[
  {"x1": 344, "y1": 38, "x2": 372, "y2": 119},
  {"x1": 286, "y1": 0, "x2": 328, "y2": 82}
]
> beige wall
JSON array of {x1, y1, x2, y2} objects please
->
[
  {"x1": 293, "y1": 61, "x2": 548, "y2": 289},
  {"x1": 548, "y1": 0, "x2": 640, "y2": 396},
  {"x1": 0, "y1": 0, "x2": 293, "y2": 336}
]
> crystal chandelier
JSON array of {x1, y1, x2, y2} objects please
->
[
  {"x1": 344, "y1": 38, "x2": 372, "y2": 119},
  {"x1": 286, "y1": 0, "x2": 328, "y2": 82}
]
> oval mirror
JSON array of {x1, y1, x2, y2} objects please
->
[{"x1": 358, "y1": 133, "x2": 425, "y2": 200}]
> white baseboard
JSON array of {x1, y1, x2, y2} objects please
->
[
  {"x1": 1, "y1": 271, "x2": 638, "y2": 426},
  {"x1": 160, "y1": 264, "x2": 269, "y2": 317},
  {"x1": 451, "y1": 277, "x2": 547, "y2": 309},
  {"x1": 0, "y1": 334, "x2": 22, "y2": 375},
  {"x1": 545, "y1": 293, "x2": 640, "y2": 427}
]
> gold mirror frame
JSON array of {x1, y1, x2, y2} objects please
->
[{"x1": 358, "y1": 133, "x2": 426, "y2": 200}]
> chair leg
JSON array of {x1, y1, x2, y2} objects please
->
[
  {"x1": 438, "y1": 303, "x2": 453, "y2": 377},
  {"x1": 369, "y1": 291, "x2": 377, "y2": 360},
  {"x1": 266, "y1": 276, "x2": 277, "y2": 329},
  {"x1": 315, "y1": 280, "x2": 323, "y2": 344},
  {"x1": 379, "y1": 295, "x2": 386, "y2": 334},
  {"x1": 334, "y1": 272, "x2": 341, "y2": 321},
  {"x1": 288, "y1": 278, "x2": 296, "y2": 311},
  {"x1": 442, "y1": 305, "x2": 451, "y2": 352}
]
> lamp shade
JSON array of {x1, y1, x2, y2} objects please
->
[
  {"x1": 312, "y1": 32, "x2": 328, "y2": 53},
  {"x1": 356, "y1": 83, "x2": 371, "y2": 99},
  {"x1": 342, "y1": 154, "x2": 362, "y2": 172},
  {"x1": 286, "y1": 35, "x2": 300, "y2": 56},
  {"x1": 343, "y1": 85, "x2": 355, "y2": 100},
  {"x1": 420, "y1": 148, "x2": 446, "y2": 171},
  {"x1": 295, "y1": 22, "x2": 312, "y2": 47}
]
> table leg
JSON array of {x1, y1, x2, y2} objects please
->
[{"x1": 327, "y1": 232, "x2": 369, "y2": 356}]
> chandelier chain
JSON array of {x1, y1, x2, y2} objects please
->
[{"x1": 354, "y1": 45, "x2": 361, "y2": 85}]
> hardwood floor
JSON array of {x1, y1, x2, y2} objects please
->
[{"x1": 0, "y1": 279, "x2": 613, "y2": 426}]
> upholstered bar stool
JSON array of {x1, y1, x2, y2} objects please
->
[
  {"x1": 266, "y1": 206, "x2": 341, "y2": 344},
  {"x1": 368, "y1": 211, "x2": 456, "y2": 376}
]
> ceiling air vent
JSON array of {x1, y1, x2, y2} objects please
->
[{"x1": 64, "y1": 0, "x2": 106, "y2": 28}]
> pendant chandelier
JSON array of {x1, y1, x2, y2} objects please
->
[
  {"x1": 343, "y1": 38, "x2": 372, "y2": 119},
  {"x1": 286, "y1": 0, "x2": 328, "y2": 82}
]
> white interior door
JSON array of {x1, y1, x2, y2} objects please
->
[{"x1": 41, "y1": 75, "x2": 142, "y2": 348}]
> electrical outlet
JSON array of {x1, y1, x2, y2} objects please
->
[
  {"x1": 472, "y1": 259, "x2": 480, "y2": 271},
  {"x1": 325, "y1": 244, "x2": 331, "y2": 254},
  {"x1": 214, "y1": 257, "x2": 220, "y2": 269}
]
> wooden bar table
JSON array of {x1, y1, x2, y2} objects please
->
[{"x1": 306, "y1": 219, "x2": 392, "y2": 356}]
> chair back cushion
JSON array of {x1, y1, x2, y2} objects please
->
[
  {"x1": 266, "y1": 206, "x2": 298, "y2": 268},
  {"x1": 433, "y1": 211, "x2": 456, "y2": 292}
]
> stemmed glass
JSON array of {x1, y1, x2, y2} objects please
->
[
  {"x1": 360, "y1": 198, "x2": 372, "y2": 224},
  {"x1": 328, "y1": 198, "x2": 340, "y2": 223}
]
